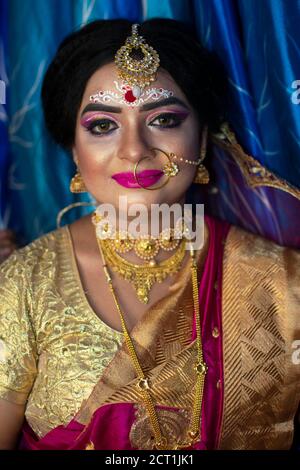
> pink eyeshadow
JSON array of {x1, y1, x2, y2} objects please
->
[
  {"x1": 80, "y1": 113, "x2": 117, "y2": 127},
  {"x1": 146, "y1": 110, "x2": 189, "y2": 122}
]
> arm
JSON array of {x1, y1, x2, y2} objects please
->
[
  {"x1": 291, "y1": 405, "x2": 300, "y2": 450},
  {"x1": 0, "y1": 251, "x2": 38, "y2": 450},
  {"x1": 0, "y1": 399, "x2": 26, "y2": 449}
]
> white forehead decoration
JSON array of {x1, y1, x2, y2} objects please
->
[
  {"x1": 89, "y1": 23, "x2": 174, "y2": 107},
  {"x1": 89, "y1": 80, "x2": 174, "y2": 107}
]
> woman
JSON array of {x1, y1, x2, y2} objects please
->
[{"x1": 0, "y1": 18, "x2": 299, "y2": 450}]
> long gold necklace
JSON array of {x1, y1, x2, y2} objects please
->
[{"x1": 96, "y1": 233, "x2": 208, "y2": 450}]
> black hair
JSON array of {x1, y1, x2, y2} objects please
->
[{"x1": 41, "y1": 18, "x2": 228, "y2": 150}]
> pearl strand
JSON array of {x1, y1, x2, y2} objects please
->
[{"x1": 169, "y1": 152, "x2": 202, "y2": 166}]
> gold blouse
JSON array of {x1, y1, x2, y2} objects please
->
[{"x1": 0, "y1": 226, "x2": 124, "y2": 438}]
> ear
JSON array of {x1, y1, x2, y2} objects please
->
[
  {"x1": 72, "y1": 147, "x2": 79, "y2": 166},
  {"x1": 200, "y1": 125, "x2": 208, "y2": 159},
  {"x1": 201, "y1": 125, "x2": 208, "y2": 143}
]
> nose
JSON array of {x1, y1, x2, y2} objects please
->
[{"x1": 116, "y1": 124, "x2": 152, "y2": 166}]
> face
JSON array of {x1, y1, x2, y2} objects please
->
[{"x1": 73, "y1": 62, "x2": 203, "y2": 215}]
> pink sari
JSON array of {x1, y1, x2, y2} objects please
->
[{"x1": 19, "y1": 216, "x2": 230, "y2": 450}]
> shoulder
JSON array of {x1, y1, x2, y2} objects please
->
[
  {"x1": 0, "y1": 226, "x2": 69, "y2": 280},
  {"x1": 225, "y1": 223, "x2": 300, "y2": 266},
  {"x1": 223, "y1": 224, "x2": 300, "y2": 317}
]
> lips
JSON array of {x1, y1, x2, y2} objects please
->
[{"x1": 111, "y1": 169, "x2": 164, "y2": 188}]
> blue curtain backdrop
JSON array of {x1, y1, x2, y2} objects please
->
[
  {"x1": 0, "y1": 0, "x2": 9, "y2": 227},
  {"x1": 0, "y1": 0, "x2": 300, "y2": 247}
]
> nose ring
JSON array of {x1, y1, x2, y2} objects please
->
[{"x1": 133, "y1": 148, "x2": 179, "y2": 190}]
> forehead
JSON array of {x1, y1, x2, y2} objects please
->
[{"x1": 81, "y1": 62, "x2": 185, "y2": 104}]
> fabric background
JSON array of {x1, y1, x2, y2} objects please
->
[{"x1": 0, "y1": 0, "x2": 300, "y2": 248}]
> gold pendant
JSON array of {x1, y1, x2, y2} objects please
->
[
  {"x1": 85, "y1": 441, "x2": 95, "y2": 450},
  {"x1": 154, "y1": 437, "x2": 168, "y2": 450},
  {"x1": 99, "y1": 237, "x2": 186, "y2": 303}
]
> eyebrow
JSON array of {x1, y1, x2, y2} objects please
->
[{"x1": 80, "y1": 97, "x2": 189, "y2": 117}]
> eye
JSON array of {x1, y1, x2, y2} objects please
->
[
  {"x1": 149, "y1": 112, "x2": 187, "y2": 129},
  {"x1": 86, "y1": 119, "x2": 118, "y2": 136}
]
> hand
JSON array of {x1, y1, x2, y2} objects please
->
[{"x1": 0, "y1": 230, "x2": 18, "y2": 263}]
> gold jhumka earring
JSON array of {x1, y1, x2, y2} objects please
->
[
  {"x1": 57, "y1": 161, "x2": 94, "y2": 229},
  {"x1": 70, "y1": 167, "x2": 87, "y2": 193}
]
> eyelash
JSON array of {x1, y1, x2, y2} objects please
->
[{"x1": 84, "y1": 113, "x2": 187, "y2": 136}]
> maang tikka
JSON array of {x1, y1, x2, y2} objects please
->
[
  {"x1": 90, "y1": 24, "x2": 172, "y2": 107},
  {"x1": 114, "y1": 23, "x2": 160, "y2": 102}
]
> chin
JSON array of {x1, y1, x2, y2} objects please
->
[{"x1": 121, "y1": 191, "x2": 170, "y2": 208}]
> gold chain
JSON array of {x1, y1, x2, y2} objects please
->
[{"x1": 96, "y1": 236, "x2": 208, "y2": 450}]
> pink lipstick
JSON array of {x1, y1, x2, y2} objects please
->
[{"x1": 111, "y1": 169, "x2": 164, "y2": 188}]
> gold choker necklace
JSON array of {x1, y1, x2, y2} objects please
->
[
  {"x1": 105, "y1": 229, "x2": 181, "y2": 261},
  {"x1": 91, "y1": 212, "x2": 191, "y2": 261},
  {"x1": 95, "y1": 233, "x2": 208, "y2": 450},
  {"x1": 98, "y1": 236, "x2": 186, "y2": 304},
  {"x1": 91, "y1": 211, "x2": 193, "y2": 303}
]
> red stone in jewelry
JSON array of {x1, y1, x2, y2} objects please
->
[{"x1": 124, "y1": 89, "x2": 136, "y2": 103}]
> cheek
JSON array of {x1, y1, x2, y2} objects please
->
[
  {"x1": 75, "y1": 133, "x2": 112, "y2": 175},
  {"x1": 177, "y1": 165, "x2": 197, "y2": 187},
  {"x1": 179, "y1": 126, "x2": 200, "y2": 154},
  {"x1": 173, "y1": 131, "x2": 200, "y2": 185},
  {"x1": 163, "y1": 133, "x2": 200, "y2": 179},
  {"x1": 159, "y1": 124, "x2": 200, "y2": 156}
]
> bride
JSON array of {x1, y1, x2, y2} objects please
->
[{"x1": 0, "y1": 18, "x2": 299, "y2": 450}]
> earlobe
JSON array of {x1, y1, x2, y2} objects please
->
[
  {"x1": 200, "y1": 125, "x2": 208, "y2": 155},
  {"x1": 72, "y1": 148, "x2": 79, "y2": 166}
]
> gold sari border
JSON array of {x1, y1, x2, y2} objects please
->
[
  {"x1": 220, "y1": 225, "x2": 300, "y2": 449},
  {"x1": 211, "y1": 122, "x2": 300, "y2": 201}
]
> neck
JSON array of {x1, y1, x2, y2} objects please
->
[{"x1": 94, "y1": 195, "x2": 189, "y2": 238}]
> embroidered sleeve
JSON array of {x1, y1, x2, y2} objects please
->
[{"x1": 0, "y1": 252, "x2": 38, "y2": 405}]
